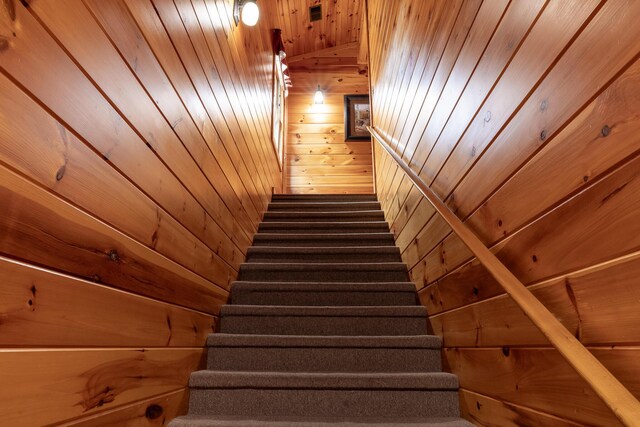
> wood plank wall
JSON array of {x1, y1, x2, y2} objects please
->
[
  {"x1": 368, "y1": 0, "x2": 640, "y2": 425},
  {"x1": 0, "y1": 0, "x2": 280, "y2": 425},
  {"x1": 286, "y1": 46, "x2": 373, "y2": 194},
  {"x1": 275, "y1": 0, "x2": 363, "y2": 57}
]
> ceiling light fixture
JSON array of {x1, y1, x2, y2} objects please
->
[
  {"x1": 234, "y1": 0, "x2": 259, "y2": 27},
  {"x1": 314, "y1": 85, "x2": 324, "y2": 104}
]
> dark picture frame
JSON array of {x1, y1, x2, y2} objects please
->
[{"x1": 344, "y1": 94, "x2": 371, "y2": 141}]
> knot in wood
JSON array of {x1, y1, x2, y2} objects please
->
[
  {"x1": 539, "y1": 99, "x2": 548, "y2": 111},
  {"x1": 56, "y1": 165, "x2": 66, "y2": 181},
  {"x1": 539, "y1": 130, "x2": 547, "y2": 141},
  {"x1": 107, "y1": 250, "x2": 120, "y2": 262},
  {"x1": 145, "y1": 404, "x2": 164, "y2": 419}
]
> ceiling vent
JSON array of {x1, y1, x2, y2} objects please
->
[{"x1": 309, "y1": 5, "x2": 322, "y2": 22}]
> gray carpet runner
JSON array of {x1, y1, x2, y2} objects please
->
[{"x1": 169, "y1": 194, "x2": 472, "y2": 427}]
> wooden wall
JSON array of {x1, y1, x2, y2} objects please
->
[
  {"x1": 286, "y1": 44, "x2": 373, "y2": 194},
  {"x1": 0, "y1": 0, "x2": 280, "y2": 425},
  {"x1": 368, "y1": 0, "x2": 640, "y2": 425},
  {"x1": 275, "y1": 0, "x2": 364, "y2": 57}
]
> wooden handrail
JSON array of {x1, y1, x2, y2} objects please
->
[{"x1": 369, "y1": 126, "x2": 640, "y2": 426}]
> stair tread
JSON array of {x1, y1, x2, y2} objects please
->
[
  {"x1": 230, "y1": 282, "x2": 417, "y2": 306},
  {"x1": 247, "y1": 246, "x2": 400, "y2": 253},
  {"x1": 240, "y1": 262, "x2": 407, "y2": 271},
  {"x1": 252, "y1": 233, "x2": 397, "y2": 247},
  {"x1": 169, "y1": 415, "x2": 473, "y2": 427},
  {"x1": 254, "y1": 233, "x2": 394, "y2": 238},
  {"x1": 189, "y1": 371, "x2": 459, "y2": 390},
  {"x1": 272, "y1": 194, "x2": 377, "y2": 198},
  {"x1": 262, "y1": 211, "x2": 385, "y2": 221},
  {"x1": 264, "y1": 210, "x2": 384, "y2": 215},
  {"x1": 244, "y1": 247, "x2": 401, "y2": 263},
  {"x1": 260, "y1": 220, "x2": 389, "y2": 227},
  {"x1": 259, "y1": 221, "x2": 389, "y2": 227},
  {"x1": 269, "y1": 202, "x2": 381, "y2": 207},
  {"x1": 207, "y1": 334, "x2": 442, "y2": 348},
  {"x1": 231, "y1": 281, "x2": 415, "y2": 290},
  {"x1": 176, "y1": 194, "x2": 465, "y2": 424},
  {"x1": 221, "y1": 305, "x2": 426, "y2": 316},
  {"x1": 270, "y1": 201, "x2": 380, "y2": 205}
]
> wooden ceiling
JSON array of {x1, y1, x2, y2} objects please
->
[{"x1": 275, "y1": 0, "x2": 364, "y2": 58}]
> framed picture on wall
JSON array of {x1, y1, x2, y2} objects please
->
[{"x1": 344, "y1": 94, "x2": 371, "y2": 141}]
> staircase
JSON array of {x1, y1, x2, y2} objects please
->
[{"x1": 169, "y1": 194, "x2": 473, "y2": 426}]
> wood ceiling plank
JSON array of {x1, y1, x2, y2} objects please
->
[
  {"x1": 276, "y1": 0, "x2": 363, "y2": 58},
  {"x1": 357, "y1": 4, "x2": 368, "y2": 65},
  {"x1": 287, "y1": 41, "x2": 360, "y2": 63}
]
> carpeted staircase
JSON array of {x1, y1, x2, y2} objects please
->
[{"x1": 169, "y1": 194, "x2": 473, "y2": 426}]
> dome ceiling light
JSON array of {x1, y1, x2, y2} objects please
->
[{"x1": 234, "y1": 0, "x2": 259, "y2": 27}]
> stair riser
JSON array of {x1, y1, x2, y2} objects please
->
[
  {"x1": 219, "y1": 316, "x2": 427, "y2": 335},
  {"x1": 245, "y1": 252, "x2": 401, "y2": 263},
  {"x1": 238, "y1": 270, "x2": 409, "y2": 282},
  {"x1": 169, "y1": 417, "x2": 474, "y2": 427},
  {"x1": 262, "y1": 213, "x2": 385, "y2": 222},
  {"x1": 257, "y1": 225, "x2": 390, "y2": 234},
  {"x1": 231, "y1": 290, "x2": 416, "y2": 306},
  {"x1": 174, "y1": 191, "x2": 469, "y2": 426},
  {"x1": 207, "y1": 347, "x2": 442, "y2": 372},
  {"x1": 269, "y1": 203, "x2": 381, "y2": 211},
  {"x1": 252, "y1": 238, "x2": 396, "y2": 247},
  {"x1": 271, "y1": 195, "x2": 378, "y2": 202},
  {"x1": 188, "y1": 389, "x2": 460, "y2": 418}
]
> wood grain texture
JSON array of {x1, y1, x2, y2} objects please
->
[
  {"x1": 0, "y1": 348, "x2": 205, "y2": 426},
  {"x1": 0, "y1": 256, "x2": 214, "y2": 347},
  {"x1": 124, "y1": 0, "x2": 268, "y2": 211},
  {"x1": 60, "y1": 389, "x2": 189, "y2": 427},
  {"x1": 0, "y1": 164, "x2": 228, "y2": 313},
  {"x1": 287, "y1": 154, "x2": 372, "y2": 166},
  {"x1": 86, "y1": 0, "x2": 261, "y2": 226},
  {"x1": 276, "y1": 0, "x2": 363, "y2": 58},
  {"x1": 0, "y1": 0, "x2": 279, "y2": 424},
  {"x1": 284, "y1": 2, "x2": 371, "y2": 195},
  {"x1": 285, "y1": 44, "x2": 372, "y2": 193},
  {"x1": 0, "y1": 69, "x2": 242, "y2": 275},
  {"x1": 423, "y1": 149, "x2": 640, "y2": 315},
  {"x1": 373, "y1": 127, "x2": 640, "y2": 425},
  {"x1": 459, "y1": 389, "x2": 582, "y2": 427},
  {"x1": 429, "y1": 251, "x2": 640, "y2": 348},
  {"x1": 369, "y1": 0, "x2": 640, "y2": 424},
  {"x1": 445, "y1": 347, "x2": 640, "y2": 426}
]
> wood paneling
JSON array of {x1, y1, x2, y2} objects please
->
[
  {"x1": 0, "y1": 0, "x2": 279, "y2": 424},
  {"x1": 276, "y1": 0, "x2": 364, "y2": 58},
  {"x1": 445, "y1": 348, "x2": 640, "y2": 426},
  {"x1": 459, "y1": 389, "x2": 582, "y2": 427},
  {"x1": 61, "y1": 389, "x2": 189, "y2": 427},
  {"x1": 369, "y1": 0, "x2": 640, "y2": 424},
  {"x1": 0, "y1": 165, "x2": 227, "y2": 314},
  {"x1": 429, "y1": 252, "x2": 640, "y2": 348},
  {"x1": 0, "y1": 348, "x2": 205, "y2": 426},
  {"x1": 286, "y1": 141, "x2": 372, "y2": 156},
  {"x1": 285, "y1": 43, "x2": 372, "y2": 193},
  {"x1": 0, "y1": 256, "x2": 214, "y2": 348}
]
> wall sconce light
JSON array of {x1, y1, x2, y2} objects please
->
[
  {"x1": 234, "y1": 0, "x2": 260, "y2": 27},
  {"x1": 314, "y1": 85, "x2": 324, "y2": 104}
]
